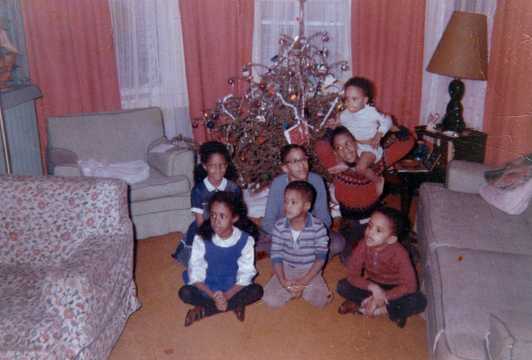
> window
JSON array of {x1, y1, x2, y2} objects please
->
[{"x1": 252, "y1": 0, "x2": 351, "y2": 79}]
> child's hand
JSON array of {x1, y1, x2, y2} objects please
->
[
  {"x1": 288, "y1": 284, "x2": 304, "y2": 298},
  {"x1": 213, "y1": 291, "x2": 227, "y2": 311},
  {"x1": 367, "y1": 283, "x2": 387, "y2": 311},
  {"x1": 361, "y1": 296, "x2": 386, "y2": 316},
  {"x1": 369, "y1": 133, "x2": 383, "y2": 148},
  {"x1": 368, "y1": 283, "x2": 386, "y2": 299}
]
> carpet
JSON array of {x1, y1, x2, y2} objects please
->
[{"x1": 109, "y1": 232, "x2": 428, "y2": 360}]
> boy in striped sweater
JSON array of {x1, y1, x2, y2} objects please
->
[{"x1": 262, "y1": 181, "x2": 332, "y2": 308}]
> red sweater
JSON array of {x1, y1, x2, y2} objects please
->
[
  {"x1": 346, "y1": 241, "x2": 417, "y2": 301},
  {"x1": 315, "y1": 134, "x2": 414, "y2": 209}
]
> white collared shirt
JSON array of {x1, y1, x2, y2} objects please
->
[
  {"x1": 187, "y1": 227, "x2": 256, "y2": 287},
  {"x1": 204, "y1": 177, "x2": 228, "y2": 192}
]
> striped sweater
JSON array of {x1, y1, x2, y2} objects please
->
[{"x1": 270, "y1": 213, "x2": 329, "y2": 267}]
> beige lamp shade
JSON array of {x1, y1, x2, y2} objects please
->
[{"x1": 427, "y1": 11, "x2": 488, "y2": 80}]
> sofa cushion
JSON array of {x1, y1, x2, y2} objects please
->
[
  {"x1": 486, "y1": 312, "x2": 532, "y2": 360},
  {"x1": 130, "y1": 169, "x2": 190, "y2": 202},
  {"x1": 431, "y1": 247, "x2": 532, "y2": 360},
  {"x1": 130, "y1": 195, "x2": 190, "y2": 216},
  {"x1": 418, "y1": 183, "x2": 532, "y2": 259}
]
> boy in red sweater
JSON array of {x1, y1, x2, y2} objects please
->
[{"x1": 336, "y1": 207, "x2": 426, "y2": 328}]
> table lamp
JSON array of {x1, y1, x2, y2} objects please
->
[{"x1": 427, "y1": 11, "x2": 488, "y2": 133}]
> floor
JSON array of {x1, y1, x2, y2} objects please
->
[{"x1": 109, "y1": 228, "x2": 428, "y2": 360}]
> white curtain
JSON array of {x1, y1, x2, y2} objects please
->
[
  {"x1": 108, "y1": 0, "x2": 192, "y2": 139},
  {"x1": 420, "y1": 0, "x2": 497, "y2": 130},
  {"x1": 252, "y1": 0, "x2": 352, "y2": 81}
]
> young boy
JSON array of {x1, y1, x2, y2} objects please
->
[
  {"x1": 262, "y1": 181, "x2": 332, "y2": 308},
  {"x1": 336, "y1": 207, "x2": 426, "y2": 328},
  {"x1": 259, "y1": 144, "x2": 344, "y2": 257}
]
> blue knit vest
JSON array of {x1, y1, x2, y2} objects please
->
[{"x1": 184, "y1": 231, "x2": 249, "y2": 292}]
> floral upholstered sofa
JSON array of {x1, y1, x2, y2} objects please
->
[{"x1": 0, "y1": 176, "x2": 140, "y2": 359}]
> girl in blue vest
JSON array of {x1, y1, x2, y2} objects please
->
[
  {"x1": 172, "y1": 141, "x2": 241, "y2": 266},
  {"x1": 179, "y1": 191, "x2": 263, "y2": 327}
]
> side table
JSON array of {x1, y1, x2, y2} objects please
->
[
  {"x1": 387, "y1": 126, "x2": 487, "y2": 216},
  {"x1": 415, "y1": 125, "x2": 487, "y2": 183}
]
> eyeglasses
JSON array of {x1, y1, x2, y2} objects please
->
[{"x1": 284, "y1": 157, "x2": 308, "y2": 166}]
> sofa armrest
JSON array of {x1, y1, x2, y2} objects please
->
[
  {"x1": 41, "y1": 231, "x2": 135, "y2": 345},
  {"x1": 48, "y1": 147, "x2": 81, "y2": 176},
  {"x1": 148, "y1": 148, "x2": 194, "y2": 185},
  {"x1": 446, "y1": 160, "x2": 490, "y2": 194}
]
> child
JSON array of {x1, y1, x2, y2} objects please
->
[
  {"x1": 260, "y1": 144, "x2": 344, "y2": 257},
  {"x1": 178, "y1": 191, "x2": 263, "y2": 327},
  {"x1": 262, "y1": 181, "x2": 332, "y2": 308},
  {"x1": 336, "y1": 207, "x2": 427, "y2": 328},
  {"x1": 332, "y1": 77, "x2": 392, "y2": 185},
  {"x1": 172, "y1": 141, "x2": 242, "y2": 266}
]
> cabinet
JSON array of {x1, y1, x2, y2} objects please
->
[{"x1": 0, "y1": 85, "x2": 43, "y2": 175}]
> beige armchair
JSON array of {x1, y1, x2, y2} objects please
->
[{"x1": 47, "y1": 107, "x2": 194, "y2": 239}]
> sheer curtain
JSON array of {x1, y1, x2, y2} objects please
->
[
  {"x1": 420, "y1": 0, "x2": 497, "y2": 130},
  {"x1": 252, "y1": 0, "x2": 351, "y2": 81},
  {"x1": 108, "y1": 0, "x2": 192, "y2": 139}
]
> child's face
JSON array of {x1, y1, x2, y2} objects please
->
[
  {"x1": 364, "y1": 212, "x2": 397, "y2": 248},
  {"x1": 210, "y1": 201, "x2": 238, "y2": 239},
  {"x1": 281, "y1": 148, "x2": 309, "y2": 181},
  {"x1": 333, "y1": 132, "x2": 358, "y2": 164},
  {"x1": 344, "y1": 85, "x2": 368, "y2": 113},
  {"x1": 283, "y1": 189, "x2": 311, "y2": 221},
  {"x1": 204, "y1": 153, "x2": 228, "y2": 185}
]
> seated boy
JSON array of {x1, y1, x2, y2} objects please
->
[
  {"x1": 262, "y1": 181, "x2": 332, "y2": 308},
  {"x1": 336, "y1": 207, "x2": 427, "y2": 328},
  {"x1": 259, "y1": 144, "x2": 344, "y2": 257}
]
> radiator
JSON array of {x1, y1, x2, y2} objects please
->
[{"x1": 0, "y1": 85, "x2": 42, "y2": 175}]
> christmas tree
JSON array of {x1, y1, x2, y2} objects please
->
[{"x1": 192, "y1": 0, "x2": 349, "y2": 190}]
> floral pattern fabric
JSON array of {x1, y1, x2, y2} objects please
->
[{"x1": 0, "y1": 176, "x2": 141, "y2": 359}]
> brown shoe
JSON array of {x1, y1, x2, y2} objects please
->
[
  {"x1": 338, "y1": 300, "x2": 359, "y2": 315},
  {"x1": 234, "y1": 305, "x2": 246, "y2": 322},
  {"x1": 184, "y1": 306, "x2": 206, "y2": 327}
]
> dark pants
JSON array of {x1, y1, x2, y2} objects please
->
[
  {"x1": 336, "y1": 279, "x2": 427, "y2": 322},
  {"x1": 178, "y1": 284, "x2": 263, "y2": 317},
  {"x1": 338, "y1": 219, "x2": 367, "y2": 263}
]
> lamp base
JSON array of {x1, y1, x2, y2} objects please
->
[{"x1": 441, "y1": 78, "x2": 466, "y2": 133}]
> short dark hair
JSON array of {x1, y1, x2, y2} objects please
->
[
  {"x1": 344, "y1": 76, "x2": 375, "y2": 103},
  {"x1": 280, "y1": 144, "x2": 307, "y2": 164},
  {"x1": 285, "y1": 180, "x2": 316, "y2": 205},
  {"x1": 329, "y1": 125, "x2": 355, "y2": 147},
  {"x1": 374, "y1": 207, "x2": 409, "y2": 239}
]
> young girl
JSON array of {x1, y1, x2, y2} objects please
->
[
  {"x1": 336, "y1": 207, "x2": 426, "y2": 328},
  {"x1": 332, "y1": 77, "x2": 392, "y2": 185},
  {"x1": 178, "y1": 191, "x2": 263, "y2": 327},
  {"x1": 172, "y1": 141, "x2": 242, "y2": 266}
]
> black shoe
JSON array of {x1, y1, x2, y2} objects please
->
[
  {"x1": 394, "y1": 317, "x2": 407, "y2": 328},
  {"x1": 172, "y1": 242, "x2": 184, "y2": 259}
]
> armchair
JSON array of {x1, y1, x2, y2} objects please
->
[
  {"x1": 0, "y1": 176, "x2": 140, "y2": 359},
  {"x1": 47, "y1": 107, "x2": 195, "y2": 239}
]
